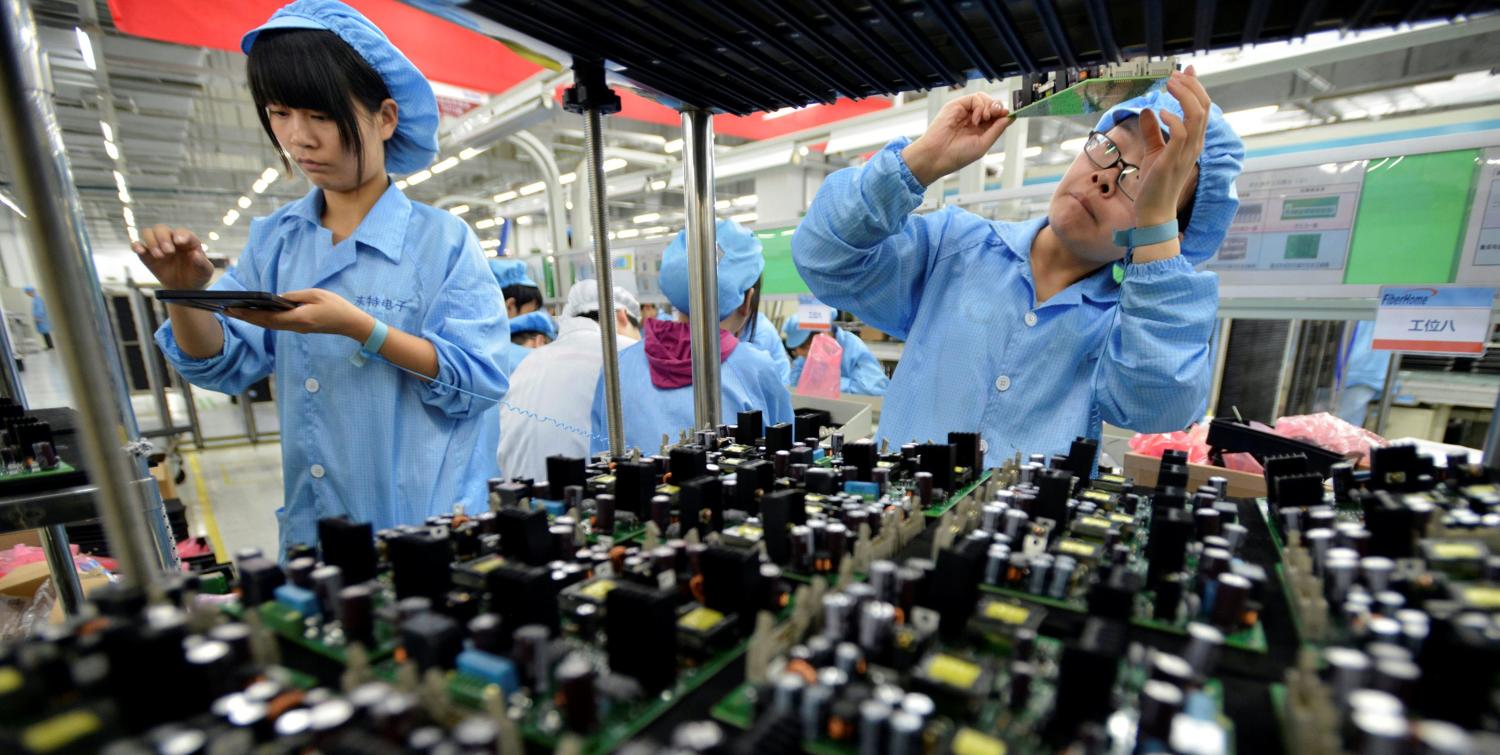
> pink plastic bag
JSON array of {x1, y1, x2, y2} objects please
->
[
  {"x1": 796, "y1": 333, "x2": 843, "y2": 399},
  {"x1": 1272, "y1": 412, "x2": 1385, "y2": 466}
]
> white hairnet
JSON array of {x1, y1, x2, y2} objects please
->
[{"x1": 562, "y1": 280, "x2": 642, "y2": 321}]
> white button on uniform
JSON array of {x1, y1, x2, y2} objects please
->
[
  {"x1": 304, "y1": 377, "x2": 320, "y2": 393},
  {"x1": 995, "y1": 375, "x2": 1012, "y2": 392},
  {"x1": 1024, "y1": 312, "x2": 1038, "y2": 327},
  {"x1": 310, "y1": 464, "x2": 325, "y2": 479}
]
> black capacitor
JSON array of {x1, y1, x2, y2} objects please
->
[
  {"x1": 1044, "y1": 619, "x2": 1125, "y2": 745},
  {"x1": 556, "y1": 653, "x2": 597, "y2": 732},
  {"x1": 317, "y1": 518, "x2": 378, "y2": 584},
  {"x1": 467, "y1": 614, "x2": 504, "y2": 655},
  {"x1": 605, "y1": 583, "x2": 678, "y2": 692},
  {"x1": 288, "y1": 557, "x2": 317, "y2": 589},
  {"x1": 400, "y1": 611, "x2": 463, "y2": 671},
  {"x1": 790, "y1": 445, "x2": 816, "y2": 466},
  {"x1": 208, "y1": 623, "x2": 254, "y2": 667},
  {"x1": 1195, "y1": 507, "x2": 1222, "y2": 539},
  {"x1": 487, "y1": 563, "x2": 561, "y2": 634},
  {"x1": 678, "y1": 476, "x2": 723, "y2": 538},
  {"x1": 843, "y1": 440, "x2": 877, "y2": 481},
  {"x1": 1064, "y1": 436, "x2": 1097, "y2": 481},
  {"x1": 1009, "y1": 661, "x2": 1035, "y2": 711},
  {"x1": 1184, "y1": 622, "x2": 1224, "y2": 674},
  {"x1": 595, "y1": 493, "x2": 617, "y2": 535},
  {"x1": 917, "y1": 443, "x2": 956, "y2": 492},
  {"x1": 237, "y1": 557, "x2": 285, "y2": 607},
  {"x1": 915, "y1": 472, "x2": 934, "y2": 508},
  {"x1": 765, "y1": 423, "x2": 794, "y2": 455},
  {"x1": 612, "y1": 460, "x2": 658, "y2": 519},
  {"x1": 1138, "y1": 680, "x2": 1184, "y2": 741},
  {"x1": 648, "y1": 494, "x2": 671, "y2": 534},
  {"x1": 669, "y1": 446, "x2": 708, "y2": 483},
  {"x1": 736, "y1": 410, "x2": 764, "y2": 445},
  {"x1": 546, "y1": 455, "x2": 587, "y2": 493},
  {"x1": 1153, "y1": 574, "x2": 1184, "y2": 622},
  {"x1": 806, "y1": 467, "x2": 838, "y2": 495},
  {"x1": 859, "y1": 699, "x2": 891, "y2": 755},
  {"x1": 1146, "y1": 508, "x2": 1193, "y2": 586},
  {"x1": 310, "y1": 565, "x2": 344, "y2": 620},
  {"x1": 1035, "y1": 468, "x2": 1073, "y2": 530},
  {"x1": 495, "y1": 507, "x2": 553, "y2": 565},
  {"x1": 389, "y1": 529, "x2": 454, "y2": 601}
]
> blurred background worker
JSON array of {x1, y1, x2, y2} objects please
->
[
  {"x1": 23, "y1": 286, "x2": 51, "y2": 350},
  {"x1": 498, "y1": 281, "x2": 640, "y2": 480},
  {"x1": 1336, "y1": 321, "x2": 1393, "y2": 429},
  {"x1": 505, "y1": 310, "x2": 556, "y2": 373},
  {"x1": 591, "y1": 219, "x2": 791, "y2": 454},
  {"x1": 782, "y1": 313, "x2": 889, "y2": 396}
]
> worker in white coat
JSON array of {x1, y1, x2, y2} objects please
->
[{"x1": 497, "y1": 281, "x2": 641, "y2": 480}]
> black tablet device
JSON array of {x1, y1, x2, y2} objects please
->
[{"x1": 155, "y1": 290, "x2": 297, "y2": 312}]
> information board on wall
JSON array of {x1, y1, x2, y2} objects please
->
[
  {"x1": 1458, "y1": 147, "x2": 1500, "y2": 280},
  {"x1": 1206, "y1": 162, "x2": 1365, "y2": 283}
]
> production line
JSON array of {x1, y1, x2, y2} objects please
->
[{"x1": 0, "y1": 0, "x2": 1496, "y2": 753}]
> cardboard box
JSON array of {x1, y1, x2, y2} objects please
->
[
  {"x1": 857, "y1": 326, "x2": 888, "y2": 343},
  {"x1": 1122, "y1": 452, "x2": 1267, "y2": 498}
]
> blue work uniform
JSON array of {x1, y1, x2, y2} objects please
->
[
  {"x1": 792, "y1": 139, "x2": 1217, "y2": 466},
  {"x1": 157, "y1": 183, "x2": 509, "y2": 553},
  {"x1": 31, "y1": 297, "x2": 49, "y2": 335},
  {"x1": 789, "y1": 328, "x2": 891, "y2": 396},
  {"x1": 743, "y1": 312, "x2": 793, "y2": 385},
  {"x1": 588, "y1": 341, "x2": 794, "y2": 455},
  {"x1": 504, "y1": 342, "x2": 534, "y2": 375}
]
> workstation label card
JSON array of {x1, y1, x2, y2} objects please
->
[{"x1": 1373, "y1": 286, "x2": 1495, "y2": 354}]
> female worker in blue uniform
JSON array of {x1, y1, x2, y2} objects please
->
[
  {"x1": 505, "y1": 309, "x2": 557, "y2": 373},
  {"x1": 742, "y1": 312, "x2": 792, "y2": 385},
  {"x1": 794, "y1": 68, "x2": 1242, "y2": 466},
  {"x1": 591, "y1": 219, "x2": 793, "y2": 454},
  {"x1": 782, "y1": 313, "x2": 890, "y2": 396},
  {"x1": 135, "y1": 0, "x2": 508, "y2": 555}
]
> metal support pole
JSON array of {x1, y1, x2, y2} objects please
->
[
  {"x1": 1207, "y1": 317, "x2": 1231, "y2": 417},
  {"x1": 1482, "y1": 384, "x2": 1500, "y2": 471},
  {"x1": 128, "y1": 285, "x2": 174, "y2": 434},
  {"x1": 0, "y1": 302, "x2": 26, "y2": 406},
  {"x1": 1374, "y1": 352, "x2": 1402, "y2": 436},
  {"x1": 681, "y1": 109, "x2": 721, "y2": 431},
  {"x1": 39, "y1": 524, "x2": 82, "y2": 615},
  {"x1": 240, "y1": 391, "x2": 260, "y2": 444},
  {"x1": 1271, "y1": 319, "x2": 1301, "y2": 420},
  {"x1": 563, "y1": 61, "x2": 625, "y2": 456},
  {"x1": 0, "y1": 0, "x2": 172, "y2": 594},
  {"x1": 1329, "y1": 320, "x2": 1355, "y2": 418}
]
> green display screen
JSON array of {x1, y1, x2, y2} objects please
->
[
  {"x1": 756, "y1": 227, "x2": 811, "y2": 296},
  {"x1": 1344, "y1": 148, "x2": 1480, "y2": 284}
]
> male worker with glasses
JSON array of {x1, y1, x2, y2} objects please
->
[{"x1": 792, "y1": 68, "x2": 1244, "y2": 466}]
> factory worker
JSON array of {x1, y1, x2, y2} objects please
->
[
  {"x1": 782, "y1": 313, "x2": 890, "y2": 396},
  {"x1": 794, "y1": 68, "x2": 1242, "y2": 466},
  {"x1": 135, "y1": 0, "x2": 508, "y2": 555},
  {"x1": 504, "y1": 310, "x2": 557, "y2": 373},
  {"x1": 499, "y1": 281, "x2": 641, "y2": 480},
  {"x1": 1336, "y1": 321, "x2": 1393, "y2": 428},
  {"x1": 489, "y1": 258, "x2": 543, "y2": 318},
  {"x1": 741, "y1": 311, "x2": 793, "y2": 385},
  {"x1": 591, "y1": 220, "x2": 793, "y2": 454}
]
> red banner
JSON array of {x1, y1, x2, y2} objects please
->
[{"x1": 107, "y1": 0, "x2": 541, "y2": 94}]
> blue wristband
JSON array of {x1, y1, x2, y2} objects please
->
[
  {"x1": 349, "y1": 319, "x2": 388, "y2": 367},
  {"x1": 1112, "y1": 219, "x2": 1180, "y2": 252}
]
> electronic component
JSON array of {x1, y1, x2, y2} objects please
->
[{"x1": 605, "y1": 583, "x2": 678, "y2": 692}]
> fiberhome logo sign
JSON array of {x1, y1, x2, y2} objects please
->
[{"x1": 1379, "y1": 288, "x2": 1440, "y2": 306}]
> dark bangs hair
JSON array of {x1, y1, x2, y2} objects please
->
[{"x1": 246, "y1": 29, "x2": 391, "y2": 178}]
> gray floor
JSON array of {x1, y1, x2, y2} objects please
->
[{"x1": 20, "y1": 347, "x2": 285, "y2": 560}]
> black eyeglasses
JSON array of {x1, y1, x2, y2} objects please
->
[{"x1": 1082, "y1": 131, "x2": 1144, "y2": 201}]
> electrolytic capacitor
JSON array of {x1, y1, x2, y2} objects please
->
[
  {"x1": 984, "y1": 545, "x2": 1009, "y2": 585},
  {"x1": 1151, "y1": 652, "x2": 1195, "y2": 688},
  {"x1": 1211, "y1": 573, "x2": 1251, "y2": 630},
  {"x1": 595, "y1": 494, "x2": 616, "y2": 534},
  {"x1": 823, "y1": 593, "x2": 854, "y2": 642},
  {"x1": 869, "y1": 560, "x2": 897, "y2": 603},
  {"x1": 1373, "y1": 658, "x2": 1421, "y2": 703},
  {"x1": 982, "y1": 503, "x2": 1006, "y2": 533},
  {"x1": 790, "y1": 525, "x2": 814, "y2": 572},
  {"x1": 830, "y1": 432, "x2": 845, "y2": 459},
  {"x1": 800, "y1": 683, "x2": 834, "y2": 742},
  {"x1": 858, "y1": 700, "x2": 891, "y2": 755},
  {"x1": 1221, "y1": 523, "x2": 1248, "y2": 554},
  {"x1": 549, "y1": 525, "x2": 576, "y2": 560},
  {"x1": 1360, "y1": 556, "x2": 1395, "y2": 593},
  {"x1": 774, "y1": 450, "x2": 790, "y2": 478},
  {"x1": 310, "y1": 565, "x2": 344, "y2": 621},
  {"x1": 650, "y1": 495, "x2": 671, "y2": 533},
  {"x1": 1305, "y1": 529, "x2": 1335, "y2": 574},
  {"x1": 858, "y1": 601, "x2": 896, "y2": 657},
  {"x1": 1028, "y1": 554, "x2": 1053, "y2": 595},
  {"x1": 512, "y1": 625, "x2": 551, "y2": 690},
  {"x1": 1279, "y1": 508, "x2": 1302, "y2": 536},
  {"x1": 1207, "y1": 476, "x2": 1228, "y2": 498},
  {"x1": 1352, "y1": 709, "x2": 1408, "y2": 755},
  {"x1": 1009, "y1": 661, "x2": 1035, "y2": 710},
  {"x1": 1048, "y1": 556, "x2": 1076, "y2": 599},
  {"x1": 288, "y1": 557, "x2": 316, "y2": 589},
  {"x1": 888, "y1": 711, "x2": 923, "y2": 755},
  {"x1": 339, "y1": 585, "x2": 374, "y2": 645},
  {"x1": 1003, "y1": 509, "x2": 1029, "y2": 541},
  {"x1": 1326, "y1": 555, "x2": 1359, "y2": 605},
  {"x1": 1138, "y1": 680, "x2": 1184, "y2": 741},
  {"x1": 835, "y1": 642, "x2": 864, "y2": 678},
  {"x1": 772, "y1": 672, "x2": 805, "y2": 718},
  {"x1": 1325, "y1": 647, "x2": 1371, "y2": 705},
  {"x1": 1184, "y1": 623, "x2": 1224, "y2": 674},
  {"x1": 915, "y1": 472, "x2": 934, "y2": 507},
  {"x1": 826, "y1": 523, "x2": 849, "y2": 568},
  {"x1": 901, "y1": 692, "x2": 935, "y2": 724},
  {"x1": 872, "y1": 466, "x2": 890, "y2": 494},
  {"x1": 556, "y1": 653, "x2": 597, "y2": 732},
  {"x1": 468, "y1": 614, "x2": 505, "y2": 655},
  {"x1": 1195, "y1": 507, "x2": 1222, "y2": 539},
  {"x1": 1199, "y1": 548, "x2": 1231, "y2": 580},
  {"x1": 1413, "y1": 719, "x2": 1473, "y2": 754}
]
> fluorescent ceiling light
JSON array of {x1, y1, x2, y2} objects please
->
[
  {"x1": 431, "y1": 156, "x2": 460, "y2": 174},
  {"x1": 480, "y1": 238, "x2": 500, "y2": 249},
  {"x1": 717, "y1": 147, "x2": 792, "y2": 179},
  {"x1": 395, "y1": 180, "x2": 408, "y2": 190},
  {"x1": 208, "y1": 232, "x2": 220, "y2": 241},
  {"x1": 632, "y1": 212, "x2": 661, "y2": 224},
  {"x1": 75, "y1": 28, "x2": 95, "y2": 71},
  {"x1": 252, "y1": 179, "x2": 268, "y2": 194},
  {"x1": 0, "y1": 191, "x2": 27, "y2": 218},
  {"x1": 559, "y1": 172, "x2": 577, "y2": 185},
  {"x1": 729, "y1": 212, "x2": 758, "y2": 224},
  {"x1": 449, "y1": 204, "x2": 470, "y2": 216},
  {"x1": 223, "y1": 210, "x2": 240, "y2": 226},
  {"x1": 715, "y1": 199, "x2": 731, "y2": 210},
  {"x1": 475, "y1": 218, "x2": 497, "y2": 229},
  {"x1": 126, "y1": 225, "x2": 138, "y2": 242},
  {"x1": 405, "y1": 169, "x2": 433, "y2": 185},
  {"x1": 617, "y1": 228, "x2": 641, "y2": 239},
  {"x1": 1060, "y1": 137, "x2": 1087, "y2": 153},
  {"x1": 516, "y1": 215, "x2": 533, "y2": 225},
  {"x1": 236, "y1": 196, "x2": 251, "y2": 209},
  {"x1": 825, "y1": 113, "x2": 927, "y2": 154},
  {"x1": 261, "y1": 168, "x2": 279, "y2": 182},
  {"x1": 649, "y1": 179, "x2": 668, "y2": 191},
  {"x1": 518, "y1": 181, "x2": 546, "y2": 196},
  {"x1": 638, "y1": 225, "x2": 670, "y2": 235},
  {"x1": 459, "y1": 146, "x2": 488, "y2": 160},
  {"x1": 603, "y1": 158, "x2": 628, "y2": 173},
  {"x1": 99, "y1": 121, "x2": 112, "y2": 141},
  {"x1": 1024, "y1": 146, "x2": 1043, "y2": 157},
  {"x1": 103, "y1": 140, "x2": 118, "y2": 160},
  {"x1": 731, "y1": 194, "x2": 757, "y2": 207},
  {"x1": 664, "y1": 138, "x2": 683, "y2": 153},
  {"x1": 494, "y1": 190, "x2": 517, "y2": 203},
  {"x1": 121, "y1": 207, "x2": 134, "y2": 225}
]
